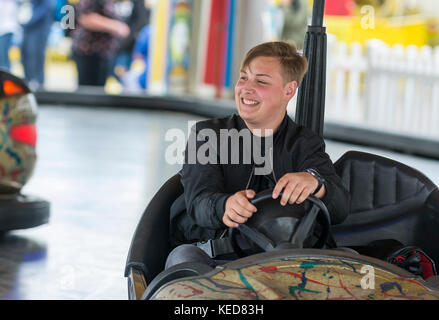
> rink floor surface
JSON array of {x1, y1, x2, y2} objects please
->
[{"x1": 0, "y1": 105, "x2": 438, "y2": 300}]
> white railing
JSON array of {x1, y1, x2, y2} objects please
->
[{"x1": 325, "y1": 36, "x2": 439, "y2": 140}]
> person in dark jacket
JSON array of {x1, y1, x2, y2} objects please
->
[
  {"x1": 71, "y1": 0, "x2": 130, "y2": 87},
  {"x1": 166, "y1": 41, "x2": 350, "y2": 269}
]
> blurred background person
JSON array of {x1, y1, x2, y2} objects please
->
[
  {"x1": 120, "y1": 23, "x2": 150, "y2": 93},
  {"x1": 19, "y1": 0, "x2": 56, "y2": 90},
  {"x1": 0, "y1": 0, "x2": 19, "y2": 71},
  {"x1": 71, "y1": 0, "x2": 130, "y2": 87},
  {"x1": 280, "y1": 0, "x2": 309, "y2": 50},
  {"x1": 111, "y1": 0, "x2": 150, "y2": 84}
]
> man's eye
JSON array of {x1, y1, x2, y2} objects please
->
[
  {"x1": 258, "y1": 80, "x2": 267, "y2": 84},
  {"x1": 240, "y1": 77, "x2": 247, "y2": 81}
]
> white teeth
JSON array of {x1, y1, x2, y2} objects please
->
[{"x1": 242, "y1": 99, "x2": 258, "y2": 105}]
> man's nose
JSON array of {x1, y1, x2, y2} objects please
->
[{"x1": 243, "y1": 80, "x2": 256, "y2": 92}]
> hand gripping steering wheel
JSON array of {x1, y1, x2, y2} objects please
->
[{"x1": 229, "y1": 189, "x2": 332, "y2": 257}]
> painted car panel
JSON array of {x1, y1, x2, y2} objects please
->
[{"x1": 153, "y1": 255, "x2": 439, "y2": 300}]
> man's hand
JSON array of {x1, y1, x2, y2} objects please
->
[
  {"x1": 223, "y1": 190, "x2": 257, "y2": 228},
  {"x1": 272, "y1": 172, "x2": 325, "y2": 206}
]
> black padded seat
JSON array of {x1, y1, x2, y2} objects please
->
[
  {"x1": 334, "y1": 151, "x2": 437, "y2": 229},
  {"x1": 125, "y1": 174, "x2": 183, "y2": 284},
  {"x1": 332, "y1": 151, "x2": 439, "y2": 263}
]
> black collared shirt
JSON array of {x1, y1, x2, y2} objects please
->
[{"x1": 170, "y1": 114, "x2": 350, "y2": 246}]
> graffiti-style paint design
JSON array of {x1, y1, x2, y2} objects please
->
[
  {"x1": 0, "y1": 94, "x2": 37, "y2": 193},
  {"x1": 153, "y1": 257, "x2": 439, "y2": 300}
]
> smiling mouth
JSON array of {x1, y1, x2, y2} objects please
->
[{"x1": 241, "y1": 98, "x2": 260, "y2": 107}]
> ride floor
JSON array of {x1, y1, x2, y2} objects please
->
[{"x1": 0, "y1": 105, "x2": 438, "y2": 300}]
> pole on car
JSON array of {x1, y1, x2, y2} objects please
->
[{"x1": 295, "y1": 0, "x2": 327, "y2": 137}]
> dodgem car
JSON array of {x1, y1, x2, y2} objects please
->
[
  {"x1": 125, "y1": 152, "x2": 439, "y2": 300},
  {"x1": 124, "y1": 1, "x2": 439, "y2": 300},
  {"x1": 0, "y1": 70, "x2": 50, "y2": 233}
]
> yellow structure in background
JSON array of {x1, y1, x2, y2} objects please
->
[
  {"x1": 148, "y1": 0, "x2": 171, "y2": 94},
  {"x1": 325, "y1": 15, "x2": 428, "y2": 47},
  {"x1": 305, "y1": 0, "x2": 437, "y2": 47}
]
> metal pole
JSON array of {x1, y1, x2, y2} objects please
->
[
  {"x1": 295, "y1": 0, "x2": 327, "y2": 137},
  {"x1": 311, "y1": 0, "x2": 325, "y2": 27}
]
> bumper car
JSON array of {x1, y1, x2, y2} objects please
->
[
  {"x1": 124, "y1": 0, "x2": 439, "y2": 300},
  {"x1": 125, "y1": 153, "x2": 439, "y2": 300},
  {"x1": 0, "y1": 70, "x2": 50, "y2": 233}
]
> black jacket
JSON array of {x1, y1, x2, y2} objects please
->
[{"x1": 170, "y1": 114, "x2": 350, "y2": 246}]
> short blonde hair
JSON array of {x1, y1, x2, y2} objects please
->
[{"x1": 241, "y1": 41, "x2": 308, "y2": 86}]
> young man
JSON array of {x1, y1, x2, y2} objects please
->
[{"x1": 167, "y1": 41, "x2": 350, "y2": 268}]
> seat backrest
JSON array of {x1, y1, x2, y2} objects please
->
[
  {"x1": 333, "y1": 151, "x2": 438, "y2": 229},
  {"x1": 125, "y1": 174, "x2": 183, "y2": 283}
]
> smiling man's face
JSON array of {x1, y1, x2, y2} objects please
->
[{"x1": 235, "y1": 56, "x2": 297, "y2": 134}]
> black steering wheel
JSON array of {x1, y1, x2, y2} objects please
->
[{"x1": 229, "y1": 189, "x2": 332, "y2": 257}]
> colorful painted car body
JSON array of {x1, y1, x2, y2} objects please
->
[
  {"x1": 152, "y1": 250, "x2": 439, "y2": 300},
  {"x1": 0, "y1": 71, "x2": 37, "y2": 193}
]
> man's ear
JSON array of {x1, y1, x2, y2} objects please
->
[{"x1": 285, "y1": 81, "x2": 298, "y2": 98}]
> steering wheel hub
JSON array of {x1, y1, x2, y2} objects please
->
[{"x1": 229, "y1": 189, "x2": 332, "y2": 257}]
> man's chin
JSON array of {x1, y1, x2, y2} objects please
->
[
  {"x1": 237, "y1": 110, "x2": 254, "y2": 123},
  {"x1": 237, "y1": 104, "x2": 260, "y2": 120},
  {"x1": 237, "y1": 112, "x2": 261, "y2": 130}
]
